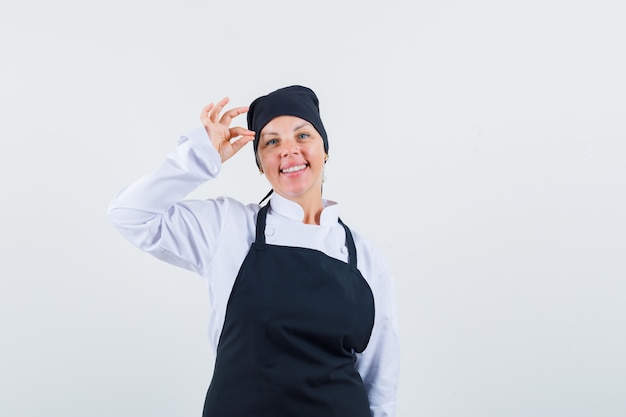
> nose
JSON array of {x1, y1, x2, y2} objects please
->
[{"x1": 280, "y1": 139, "x2": 300, "y2": 157}]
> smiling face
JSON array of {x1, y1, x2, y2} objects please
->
[{"x1": 257, "y1": 115, "x2": 328, "y2": 208}]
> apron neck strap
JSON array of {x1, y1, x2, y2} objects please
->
[
  {"x1": 255, "y1": 203, "x2": 270, "y2": 248},
  {"x1": 338, "y1": 218, "x2": 358, "y2": 269}
]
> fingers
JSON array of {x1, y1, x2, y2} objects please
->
[
  {"x1": 220, "y1": 106, "x2": 249, "y2": 126},
  {"x1": 229, "y1": 129, "x2": 255, "y2": 154},
  {"x1": 199, "y1": 97, "x2": 251, "y2": 163},
  {"x1": 230, "y1": 126, "x2": 255, "y2": 139},
  {"x1": 200, "y1": 98, "x2": 248, "y2": 126},
  {"x1": 210, "y1": 97, "x2": 230, "y2": 123},
  {"x1": 200, "y1": 103, "x2": 214, "y2": 124}
]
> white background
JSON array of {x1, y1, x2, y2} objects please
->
[{"x1": 1, "y1": 0, "x2": 625, "y2": 416}]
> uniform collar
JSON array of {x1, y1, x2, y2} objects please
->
[{"x1": 268, "y1": 193, "x2": 339, "y2": 226}]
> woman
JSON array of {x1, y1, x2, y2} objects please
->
[{"x1": 108, "y1": 85, "x2": 400, "y2": 417}]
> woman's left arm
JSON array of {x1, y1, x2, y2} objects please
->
[{"x1": 356, "y1": 257, "x2": 401, "y2": 417}]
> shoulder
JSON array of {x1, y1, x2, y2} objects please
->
[
  {"x1": 179, "y1": 195, "x2": 259, "y2": 215},
  {"x1": 346, "y1": 224, "x2": 390, "y2": 280},
  {"x1": 214, "y1": 196, "x2": 260, "y2": 218},
  {"x1": 203, "y1": 196, "x2": 260, "y2": 223},
  {"x1": 173, "y1": 196, "x2": 261, "y2": 236}
]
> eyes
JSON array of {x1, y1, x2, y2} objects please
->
[{"x1": 263, "y1": 132, "x2": 311, "y2": 147}]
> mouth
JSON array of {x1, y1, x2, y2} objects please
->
[{"x1": 281, "y1": 164, "x2": 307, "y2": 174}]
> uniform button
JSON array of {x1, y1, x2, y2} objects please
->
[
  {"x1": 265, "y1": 227, "x2": 275, "y2": 236},
  {"x1": 340, "y1": 246, "x2": 348, "y2": 255}
]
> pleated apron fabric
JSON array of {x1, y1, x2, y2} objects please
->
[{"x1": 202, "y1": 203, "x2": 375, "y2": 417}]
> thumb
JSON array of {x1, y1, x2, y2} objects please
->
[{"x1": 230, "y1": 134, "x2": 255, "y2": 155}]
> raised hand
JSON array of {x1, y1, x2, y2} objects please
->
[{"x1": 200, "y1": 97, "x2": 255, "y2": 163}]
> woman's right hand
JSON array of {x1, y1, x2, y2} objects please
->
[{"x1": 200, "y1": 97, "x2": 255, "y2": 163}]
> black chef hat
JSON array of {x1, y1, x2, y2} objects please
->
[{"x1": 247, "y1": 85, "x2": 328, "y2": 167}]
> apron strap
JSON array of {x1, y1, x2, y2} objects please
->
[
  {"x1": 254, "y1": 203, "x2": 270, "y2": 250},
  {"x1": 338, "y1": 218, "x2": 358, "y2": 269}
]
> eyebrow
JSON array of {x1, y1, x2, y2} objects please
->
[{"x1": 261, "y1": 122, "x2": 312, "y2": 138}]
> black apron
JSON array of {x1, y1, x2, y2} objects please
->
[{"x1": 202, "y1": 203, "x2": 375, "y2": 417}]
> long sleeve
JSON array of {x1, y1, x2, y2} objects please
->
[
  {"x1": 355, "y1": 251, "x2": 401, "y2": 417},
  {"x1": 107, "y1": 126, "x2": 227, "y2": 276}
]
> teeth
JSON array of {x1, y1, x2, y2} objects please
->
[{"x1": 282, "y1": 164, "x2": 306, "y2": 173}]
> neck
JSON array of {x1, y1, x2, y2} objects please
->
[
  {"x1": 276, "y1": 190, "x2": 324, "y2": 225},
  {"x1": 298, "y1": 192, "x2": 324, "y2": 225},
  {"x1": 302, "y1": 205, "x2": 323, "y2": 225}
]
